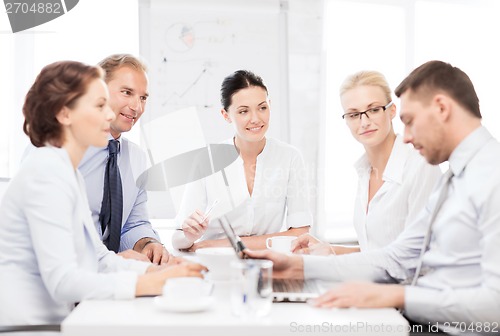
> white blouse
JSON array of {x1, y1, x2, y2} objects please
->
[
  {"x1": 173, "y1": 138, "x2": 312, "y2": 249},
  {"x1": 0, "y1": 147, "x2": 149, "y2": 325},
  {"x1": 353, "y1": 135, "x2": 442, "y2": 250}
]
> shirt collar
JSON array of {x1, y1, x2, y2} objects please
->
[
  {"x1": 258, "y1": 137, "x2": 270, "y2": 159},
  {"x1": 383, "y1": 134, "x2": 410, "y2": 185},
  {"x1": 108, "y1": 134, "x2": 122, "y2": 144},
  {"x1": 354, "y1": 134, "x2": 409, "y2": 185},
  {"x1": 229, "y1": 136, "x2": 270, "y2": 159},
  {"x1": 105, "y1": 134, "x2": 122, "y2": 152},
  {"x1": 354, "y1": 153, "x2": 370, "y2": 176},
  {"x1": 448, "y1": 126, "x2": 492, "y2": 177}
]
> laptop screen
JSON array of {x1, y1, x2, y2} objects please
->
[
  {"x1": 219, "y1": 215, "x2": 247, "y2": 259},
  {"x1": 218, "y1": 215, "x2": 324, "y2": 302}
]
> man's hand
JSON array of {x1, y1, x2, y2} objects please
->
[
  {"x1": 141, "y1": 241, "x2": 170, "y2": 265},
  {"x1": 291, "y1": 233, "x2": 333, "y2": 255},
  {"x1": 134, "y1": 238, "x2": 171, "y2": 265},
  {"x1": 118, "y1": 249, "x2": 151, "y2": 263},
  {"x1": 310, "y1": 282, "x2": 405, "y2": 309},
  {"x1": 243, "y1": 249, "x2": 304, "y2": 279}
]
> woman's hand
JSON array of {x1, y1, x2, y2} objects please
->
[
  {"x1": 181, "y1": 210, "x2": 209, "y2": 243},
  {"x1": 187, "y1": 238, "x2": 230, "y2": 252},
  {"x1": 136, "y1": 262, "x2": 208, "y2": 297}
]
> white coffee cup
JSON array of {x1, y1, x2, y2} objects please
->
[
  {"x1": 265, "y1": 236, "x2": 296, "y2": 254},
  {"x1": 196, "y1": 247, "x2": 238, "y2": 280},
  {"x1": 162, "y1": 277, "x2": 212, "y2": 302}
]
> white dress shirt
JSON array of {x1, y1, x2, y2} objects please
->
[
  {"x1": 353, "y1": 135, "x2": 441, "y2": 250},
  {"x1": 172, "y1": 138, "x2": 312, "y2": 249},
  {"x1": 0, "y1": 146, "x2": 149, "y2": 325},
  {"x1": 79, "y1": 136, "x2": 160, "y2": 251},
  {"x1": 304, "y1": 126, "x2": 500, "y2": 329}
]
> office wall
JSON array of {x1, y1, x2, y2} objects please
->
[{"x1": 286, "y1": 0, "x2": 324, "y2": 232}]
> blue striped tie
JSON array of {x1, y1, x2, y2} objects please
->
[{"x1": 99, "y1": 140, "x2": 123, "y2": 253}]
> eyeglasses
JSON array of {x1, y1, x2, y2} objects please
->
[{"x1": 342, "y1": 101, "x2": 393, "y2": 123}]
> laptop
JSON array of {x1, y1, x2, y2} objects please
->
[{"x1": 218, "y1": 216, "x2": 326, "y2": 302}]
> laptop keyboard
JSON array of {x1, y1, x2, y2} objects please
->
[{"x1": 273, "y1": 279, "x2": 318, "y2": 293}]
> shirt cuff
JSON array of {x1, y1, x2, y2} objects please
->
[
  {"x1": 303, "y1": 255, "x2": 336, "y2": 281},
  {"x1": 404, "y1": 285, "x2": 439, "y2": 324},
  {"x1": 120, "y1": 226, "x2": 161, "y2": 251},
  {"x1": 112, "y1": 272, "x2": 139, "y2": 300},
  {"x1": 125, "y1": 259, "x2": 151, "y2": 274},
  {"x1": 171, "y1": 231, "x2": 195, "y2": 250}
]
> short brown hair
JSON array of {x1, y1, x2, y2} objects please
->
[
  {"x1": 23, "y1": 61, "x2": 104, "y2": 147},
  {"x1": 98, "y1": 54, "x2": 148, "y2": 83},
  {"x1": 395, "y1": 60, "x2": 481, "y2": 118}
]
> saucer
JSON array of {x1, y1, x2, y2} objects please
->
[{"x1": 154, "y1": 296, "x2": 215, "y2": 313}]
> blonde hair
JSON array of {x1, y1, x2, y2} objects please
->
[
  {"x1": 340, "y1": 70, "x2": 392, "y2": 102},
  {"x1": 98, "y1": 54, "x2": 148, "y2": 83}
]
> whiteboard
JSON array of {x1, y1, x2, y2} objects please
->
[
  {"x1": 138, "y1": 0, "x2": 289, "y2": 219},
  {"x1": 138, "y1": 0, "x2": 288, "y2": 146}
]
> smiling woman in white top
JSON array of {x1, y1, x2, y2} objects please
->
[
  {"x1": 293, "y1": 71, "x2": 441, "y2": 255},
  {"x1": 0, "y1": 61, "x2": 205, "y2": 326},
  {"x1": 172, "y1": 70, "x2": 312, "y2": 251}
]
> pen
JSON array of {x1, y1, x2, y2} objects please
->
[
  {"x1": 176, "y1": 199, "x2": 219, "y2": 231},
  {"x1": 200, "y1": 199, "x2": 219, "y2": 223}
]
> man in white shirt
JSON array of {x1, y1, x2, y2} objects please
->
[{"x1": 247, "y1": 60, "x2": 500, "y2": 333}]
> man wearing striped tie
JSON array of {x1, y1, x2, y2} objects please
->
[
  {"x1": 79, "y1": 54, "x2": 172, "y2": 265},
  {"x1": 248, "y1": 61, "x2": 500, "y2": 334}
]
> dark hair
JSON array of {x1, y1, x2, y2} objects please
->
[
  {"x1": 220, "y1": 70, "x2": 268, "y2": 110},
  {"x1": 395, "y1": 60, "x2": 481, "y2": 118},
  {"x1": 98, "y1": 53, "x2": 147, "y2": 83},
  {"x1": 23, "y1": 61, "x2": 104, "y2": 147}
]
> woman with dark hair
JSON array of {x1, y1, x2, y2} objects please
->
[
  {"x1": 172, "y1": 70, "x2": 312, "y2": 251},
  {"x1": 0, "y1": 61, "x2": 205, "y2": 326}
]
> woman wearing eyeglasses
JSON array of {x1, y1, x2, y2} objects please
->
[{"x1": 293, "y1": 71, "x2": 441, "y2": 255}]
